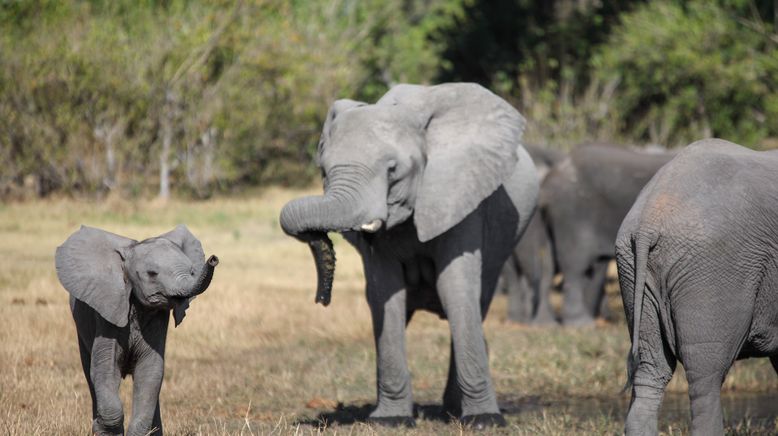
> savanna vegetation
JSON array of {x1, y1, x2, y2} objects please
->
[{"x1": 1, "y1": 0, "x2": 776, "y2": 199}]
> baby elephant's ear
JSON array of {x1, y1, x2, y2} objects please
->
[
  {"x1": 159, "y1": 224, "x2": 205, "y2": 264},
  {"x1": 55, "y1": 226, "x2": 135, "y2": 327}
]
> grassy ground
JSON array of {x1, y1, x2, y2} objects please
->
[{"x1": 1, "y1": 189, "x2": 777, "y2": 435}]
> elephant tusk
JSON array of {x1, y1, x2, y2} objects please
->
[{"x1": 360, "y1": 219, "x2": 383, "y2": 233}]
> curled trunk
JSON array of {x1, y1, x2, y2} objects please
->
[
  {"x1": 280, "y1": 193, "x2": 362, "y2": 306},
  {"x1": 192, "y1": 254, "x2": 219, "y2": 296},
  {"x1": 175, "y1": 254, "x2": 219, "y2": 298}
]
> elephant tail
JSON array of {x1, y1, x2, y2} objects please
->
[{"x1": 624, "y1": 231, "x2": 653, "y2": 392}]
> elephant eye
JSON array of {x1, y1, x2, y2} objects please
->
[
  {"x1": 387, "y1": 160, "x2": 398, "y2": 177},
  {"x1": 146, "y1": 270, "x2": 158, "y2": 278}
]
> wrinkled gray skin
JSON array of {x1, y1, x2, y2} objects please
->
[
  {"x1": 497, "y1": 144, "x2": 564, "y2": 325},
  {"x1": 503, "y1": 144, "x2": 674, "y2": 326},
  {"x1": 55, "y1": 225, "x2": 218, "y2": 436},
  {"x1": 616, "y1": 139, "x2": 778, "y2": 436},
  {"x1": 280, "y1": 83, "x2": 538, "y2": 427}
]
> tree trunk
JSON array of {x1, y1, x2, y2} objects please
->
[
  {"x1": 159, "y1": 90, "x2": 176, "y2": 200},
  {"x1": 202, "y1": 126, "x2": 215, "y2": 187}
]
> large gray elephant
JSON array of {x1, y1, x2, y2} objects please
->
[
  {"x1": 502, "y1": 143, "x2": 675, "y2": 326},
  {"x1": 55, "y1": 225, "x2": 219, "y2": 436},
  {"x1": 279, "y1": 83, "x2": 538, "y2": 427},
  {"x1": 616, "y1": 139, "x2": 778, "y2": 435}
]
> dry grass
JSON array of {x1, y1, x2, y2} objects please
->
[{"x1": 1, "y1": 189, "x2": 777, "y2": 435}]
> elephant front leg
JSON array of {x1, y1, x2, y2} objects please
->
[
  {"x1": 90, "y1": 336, "x2": 125, "y2": 435},
  {"x1": 442, "y1": 341, "x2": 462, "y2": 417},
  {"x1": 127, "y1": 351, "x2": 165, "y2": 436},
  {"x1": 437, "y1": 251, "x2": 505, "y2": 428},
  {"x1": 365, "y1": 260, "x2": 415, "y2": 427}
]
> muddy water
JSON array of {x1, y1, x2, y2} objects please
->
[{"x1": 502, "y1": 392, "x2": 778, "y2": 429}]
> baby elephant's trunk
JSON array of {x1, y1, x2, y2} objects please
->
[{"x1": 190, "y1": 255, "x2": 219, "y2": 297}]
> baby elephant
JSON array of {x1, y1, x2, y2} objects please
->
[
  {"x1": 56, "y1": 225, "x2": 218, "y2": 436},
  {"x1": 616, "y1": 139, "x2": 778, "y2": 435}
]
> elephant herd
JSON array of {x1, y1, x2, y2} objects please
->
[{"x1": 54, "y1": 83, "x2": 778, "y2": 435}]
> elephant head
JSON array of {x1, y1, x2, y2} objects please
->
[
  {"x1": 280, "y1": 83, "x2": 525, "y2": 305},
  {"x1": 55, "y1": 225, "x2": 219, "y2": 327}
]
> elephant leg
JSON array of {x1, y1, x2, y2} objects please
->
[
  {"x1": 515, "y1": 213, "x2": 557, "y2": 325},
  {"x1": 561, "y1": 268, "x2": 596, "y2": 326},
  {"x1": 90, "y1": 336, "x2": 125, "y2": 435},
  {"x1": 685, "y1": 364, "x2": 726, "y2": 436},
  {"x1": 127, "y1": 351, "x2": 164, "y2": 436},
  {"x1": 674, "y1": 285, "x2": 752, "y2": 436},
  {"x1": 442, "y1": 341, "x2": 462, "y2": 418},
  {"x1": 436, "y1": 250, "x2": 505, "y2": 428},
  {"x1": 152, "y1": 404, "x2": 162, "y2": 435},
  {"x1": 77, "y1": 335, "x2": 98, "y2": 421},
  {"x1": 771, "y1": 356, "x2": 778, "y2": 376},
  {"x1": 505, "y1": 258, "x2": 533, "y2": 324},
  {"x1": 443, "y1": 337, "x2": 493, "y2": 419},
  {"x1": 583, "y1": 260, "x2": 609, "y2": 319},
  {"x1": 528, "y1": 249, "x2": 557, "y2": 326},
  {"x1": 365, "y1": 258, "x2": 414, "y2": 426},
  {"x1": 625, "y1": 293, "x2": 676, "y2": 436},
  {"x1": 532, "y1": 282, "x2": 557, "y2": 325}
]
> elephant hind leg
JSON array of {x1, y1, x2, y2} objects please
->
[
  {"x1": 682, "y1": 350, "x2": 729, "y2": 436},
  {"x1": 625, "y1": 292, "x2": 676, "y2": 436},
  {"x1": 675, "y1": 286, "x2": 752, "y2": 436}
]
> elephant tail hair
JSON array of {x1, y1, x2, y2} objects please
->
[{"x1": 623, "y1": 231, "x2": 653, "y2": 393}]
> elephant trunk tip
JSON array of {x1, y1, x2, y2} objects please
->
[{"x1": 207, "y1": 255, "x2": 219, "y2": 267}]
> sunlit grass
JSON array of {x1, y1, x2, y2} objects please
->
[{"x1": 1, "y1": 190, "x2": 776, "y2": 434}]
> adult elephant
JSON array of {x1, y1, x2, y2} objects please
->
[
  {"x1": 616, "y1": 139, "x2": 778, "y2": 435},
  {"x1": 280, "y1": 83, "x2": 539, "y2": 427},
  {"x1": 503, "y1": 143, "x2": 675, "y2": 326}
]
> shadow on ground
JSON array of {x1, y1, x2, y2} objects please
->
[
  {"x1": 296, "y1": 392, "x2": 778, "y2": 431},
  {"x1": 295, "y1": 395, "x2": 549, "y2": 429}
]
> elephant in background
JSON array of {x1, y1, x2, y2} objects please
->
[
  {"x1": 501, "y1": 143, "x2": 675, "y2": 326},
  {"x1": 497, "y1": 144, "x2": 564, "y2": 324},
  {"x1": 56, "y1": 225, "x2": 219, "y2": 436},
  {"x1": 280, "y1": 83, "x2": 538, "y2": 427},
  {"x1": 616, "y1": 139, "x2": 778, "y2": 435}
]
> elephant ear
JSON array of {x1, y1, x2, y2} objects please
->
[
  {"x1": 159, "y1": 224, "x2": 205, "y2": 264},
  {"x1": 382, "y1": 83, "x2": 526, "y2": 242},
  {"x1": 317, "y1": 98, "x2": 367, "y2": 163},
  {"x1": 55, "y1": 226, "x2": 136, "y2": 327}
]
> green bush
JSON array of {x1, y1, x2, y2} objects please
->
[{"x1": 592, "y1": 0, "x2": 778, "y2": 147}]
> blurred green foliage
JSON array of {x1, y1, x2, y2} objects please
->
[
  {"x1": 0, "y1": 0, "x2": 775, "y2": 199},
  {"x1": 592, "y1": 0, "x2": 778, "y2": 146}
]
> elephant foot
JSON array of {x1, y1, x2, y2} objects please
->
[
  {"x1": 562, "y1": 313, "x2": 595, "y2": 327},
  {"x1": 92, "y1": 419, "x2": 124, "y2": 436},
  {"x1": 460, "y1": 413, "x2": 507, "y2": 429},
  {"x1": 530, "y1": 315, "x2": 560, "y2": 327},
  {"x1": 366, "y1": 415, "x2": 416, "y2": 428},
  {"x1": 441, "y1": 401, "x2": 462, "y2": 419}
]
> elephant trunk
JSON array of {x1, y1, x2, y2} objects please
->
[
  {"x1": 176, "y1": 255, "x2": 219, "y2": 298},
  {"x1": 280, "y1": 194, "x2": 352, "y2": 307},
  {"x1": 281, "y1": 166, "x2": 388, "y2": 306}
]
